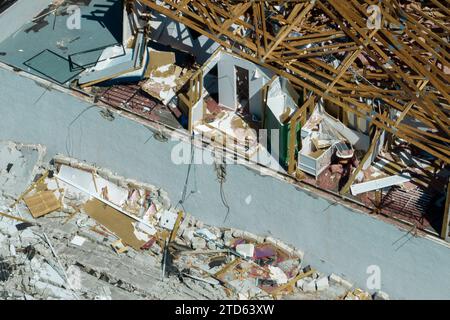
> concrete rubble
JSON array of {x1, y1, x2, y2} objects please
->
[{"x1": 0, "y1": 141, "x2": 388, "y2": 300}]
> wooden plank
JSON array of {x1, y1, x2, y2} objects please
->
[
  {"x1": 169, "y1": 211, "x2": 184, "y2": 243},
  {"x1": 263, "y1": 2, "x2": 315, "y2": 60},
  {"x1": 0, "y1": 211, "x2": 33, "y2": 224},
  {"x1": 83, "y1": 199, "x2": 146, "y2": 251},
  {"x1": 287, "y1": 96, "x2": 314, "y2": 174},
  {"x1": 271, "y1": 269, "x2": 315, "y2": 297},
  {"x1": 10, "y1": 171, "x2": 49, "y2": 208},
  {"x1": 441, "y1": 180, "x2": 450, "y2": 241},
  {"x1": 24, "y1": 191, "x2": 61, "y2": 218}
]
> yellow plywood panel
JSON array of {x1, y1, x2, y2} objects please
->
[
  {"x1": 148, "y1": 50, "x2": 175, "y2": 70},
  {"x1": 83, "y1": 199, "x2": 145, "y2": 251},
  {"x1": 24, "y1": 191, "x2": 61, "y2": 218}
]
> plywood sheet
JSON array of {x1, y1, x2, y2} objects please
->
[
  {"x1": 148, "y1": 50, "x2": 175, "y2": 70},
  {"x1": 83, "y1": 198, "x2": 146, "y2": 250},
  {"x1": 24, "y1": 191, "x2": 61, "y2": 218}
]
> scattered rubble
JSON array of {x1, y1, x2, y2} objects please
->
[{"x1": 0, "y1": 141, "x2": 385, "y2": 300}]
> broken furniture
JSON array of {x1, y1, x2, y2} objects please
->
[{"x1": 298, "y1": 104, "x2": 361, "y2": 178}]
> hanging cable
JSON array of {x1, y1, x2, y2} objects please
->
[
  {"x1": 176, "y1": 134, "x2": 196, "y2": 211},
  {"x1": 214, "y1": 158, "x2": 230, "y2": 222}
]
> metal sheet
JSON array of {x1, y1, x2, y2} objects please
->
[{"x1": 351, "y1": 174, "x2": 411, "y2": 195}]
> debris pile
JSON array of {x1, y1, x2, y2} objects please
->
[
  {"x1": 141, "y1": 49, "x2": 195, "y2": 105},
  {"x1": 0, "y1": 141, "x2": 386, "y2": 300}
]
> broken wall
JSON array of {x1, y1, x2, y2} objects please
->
[
  {"x1": 0, "y1": 141, "x2": 45, "y2": 199},
  {"x1": 264, "y1": 77, "x2": 302, "y2": 169},
  {"x1": 216, "y1": 52, "x2": 273, "y2": 119}
]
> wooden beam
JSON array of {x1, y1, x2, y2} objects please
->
[
  {"x1": 441, "y1": 180, "x2": 450, "y2": 241},
  {"x1": 169, "y1": 211, "x2": 184, "y2": 243},
  {"x1": 0, "y1": 211, "x2": 33, "y2": 224},
  {"x1": 393, "y1": 80, "x2": 429, "y2": 127},
  {"x1": 10, "y1": 171, "x2": 49, "y2": 208},
  {"x1": 271, "y1": 268, "x2": 315, "y2": 297},
  {"x1": 287, "y1": 96, "x2": 314, "y2": 175},
  {"x1": 262, "y1": 2, "x2": 315, "y2": 60},
  {"x1": 142, "y1": 0, "x2": 450, "y2": 164}
]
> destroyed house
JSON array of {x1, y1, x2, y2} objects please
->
[{"x1": 0, "y1": 0, "x2": 449, "y2": 299}]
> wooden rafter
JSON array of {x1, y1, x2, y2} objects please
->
[{"x1": 140, "y1": 0, "x2": 450, "y2": 164}]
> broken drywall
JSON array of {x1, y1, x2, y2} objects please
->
[{"x1": 0, "y1": 141, "x2": 45, "y2": 200}]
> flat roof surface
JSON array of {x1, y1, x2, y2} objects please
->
[{"x1": 0, "y1": 0, "x2": 123, "y2": 85}]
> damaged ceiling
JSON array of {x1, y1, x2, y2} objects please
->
[{"x1": 142, "y1": 0, "x2": 450, "y2": 163}]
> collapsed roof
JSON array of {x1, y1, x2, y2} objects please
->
[{"x1": 141, "y1": 0, "x2": 450, "y2": 163}]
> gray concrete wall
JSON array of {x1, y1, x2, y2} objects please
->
[{"x1": 0, "y1": 66, "x2": 449, "y2": 299}]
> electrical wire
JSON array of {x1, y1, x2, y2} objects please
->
[
  {"x1": 176, "y1": 134, "x2": 196, "y2": 211},
  {"x1": 214, "y1": 160, "x2": 231, "y2": 222},
  {"x1": 65, "y1": 105, "x2": 96, "y2": 157}
]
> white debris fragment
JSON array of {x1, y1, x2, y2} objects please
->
[
  {"x1": 328, "y1": 273, "x2": 343, "y2": 285},
  {"x1": 264, "y1": 236, "x2": 297, "y2": 257},
  {"x1": 133, "y1": 226, "x2": 151, "y2": 242},
  {"x1": 316, "y1": 277, "x2": 329, "y2": 291},
  {"x1": 222, "y1": 230, "x2": 234, "y2": 246},
  {"x1": 24, "y1": 294, "x2": 35, "y2": 300},
  {"x1": 76, "y1": 216, "x2": 91, "y2": 228},
  {"x1": 268, "y1": 266, "x2": 288, "y2": 285},
  {"x1": 302, "y1": 279, "x2": 317, "y2": 292},
  {"x1": 195, "y1": 220, "x2": 204, "y2": 228},
  {"x1": 195, "y1": 228, "x2": 218, "y2": 241},
  {"x1": 191, "y1": 237, "x2": 206, "y2": 250},
  {"x1": 236, "y1": 243, "x2": 254, "y2": 258},
  {"x1": 238, "y1": 292, "x2": 248, "y2": 300},
  {"x1": 136, "y1": 221, "x2": 157, "y2": 236},
  {"x1": 70, "y1": 235, "x2": 86, "y2": 247},
  {"x1": 0, "y1": 220, "x2": 18, "y2": 236},
  {"x1": 159, "y1": 210, "x2": 178, "y2": 230},
  {"x1": 33, "y1": 280, "x2": 76, "y2": 299},
  {"x1": 182, "y1": 228, "x2": 196, "y2": 242},
  {"x1": 30, "y1": 257, "x2": 42, "y2": 272},
  {"x1": 373, "y1": 290, "x2": 390, "y2": 300},
  {"x1": 228, "y1": 278, "x2": 263, "y2": 298},
  {"x1": 296, "y1": 278, "x2": 306, "y2": 288},
  {"x1": 9, "y1": 244, "x2": 16, "y2": 256},
  {"x1": 38, "y1": 263, "x2": 66, "y2": 288},
  {"x1": 340, "y1": 279, "x2": 353, "y2": 289},
  {"x1": 95, "y1": 286, "x2": 112, "y2": 300}
]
